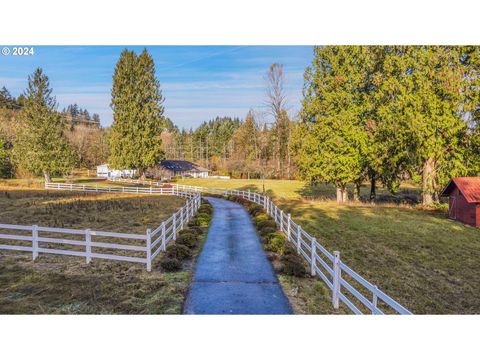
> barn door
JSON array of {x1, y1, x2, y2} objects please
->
[{"x1": 449, "y1": 196, "x2": 456, "y2": 219}]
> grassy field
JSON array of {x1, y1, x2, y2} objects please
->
[
  {"x1": 177, "y1": 177, "x2": 422, "y2": 203},
  {"x1": 0, "y1": 184, "x2": 195, "y2": 314},
  {"x1": 178, "y1": 178, "x2": 480, "y2": 314}
]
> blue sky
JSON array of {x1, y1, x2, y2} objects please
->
[{"x1": 0, "y1": 46, "x2": 313, "y2": 129}]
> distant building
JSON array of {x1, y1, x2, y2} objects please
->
[
  {"x1": 440, "y1": 177, "x2": 480, "y2": 227},
  {"x1": 157, "y1": 160, "x2": 209, "y2": 179},
  {"x1": 96, "y1": 164, "x2": 136, "y2": 179}
]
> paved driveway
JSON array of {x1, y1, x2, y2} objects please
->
[{"x1": 183, "y1": 197, "x2": 292, "y2": 314}]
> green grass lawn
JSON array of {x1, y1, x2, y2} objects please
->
[
  {"x1": 0, "y1": 184, "x2": 193, "y2": 314},
  {"x1": 178, "y1": 178, "x2": 480, "y2": 314}
]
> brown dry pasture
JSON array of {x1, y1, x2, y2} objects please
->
[{"x1": 0, "y1": 184, "x2": 193, "y2": 314}]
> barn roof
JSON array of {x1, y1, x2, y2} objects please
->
[
  {"x1": 440, "y1": 177, "x2": 480, "y2": 203},
  {"x1": 159, "y1": 160, "x2": 209, "y2": 172}
]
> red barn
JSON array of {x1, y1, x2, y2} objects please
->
[{"x1": 440, "y1": 177, "x2": 480, "y2": 227}]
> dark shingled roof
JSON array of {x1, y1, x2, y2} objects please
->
[
  {"x1": 440, "y1": 177, "x2": 480, "y2": 203},
  {"x1": 159, "y1": 160, "x2": 209, "y2": 173}
]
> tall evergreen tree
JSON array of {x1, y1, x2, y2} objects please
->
[
  {"x1": 12, "y1": 68, "x2": 75, "y2": 181},
  {"x1": 0, "y1": 136, "x2": 13, "y2": 178},
  {"x1": 377, "y1": 46, "x2": 471, "y2": 205},
  {"x1": 109, "y1": 49, "x2": 165, "y2": 177},
  {"x1": 295, "y1": 46, "x2": 370, "y2": 202}
]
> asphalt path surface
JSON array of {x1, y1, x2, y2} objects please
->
[{"x1": 183, "y1": 196, "x2": 292, "y2": 314}]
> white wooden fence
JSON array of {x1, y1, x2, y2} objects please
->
[
  {"x1": 222, "y1": 189, "x2": 412, "y2": 315},
  {"x1": 0, "y1": 183, "x2": 201, "y2": 271}
]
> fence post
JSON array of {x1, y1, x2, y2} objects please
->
[
  {"x1": 372, "y1": 285, "x2": 379, "y2": 314},
  {"x1": 297, "y1": 225, "x2": 302, "y2": 254},
  {"x1": 332, "y1": 250, "x2": 341, "y2": 309},
  {"x1": 280, "y1": 209, "x2": 284, "y2": 231},
  {"x1": 173, "y1": 214, "x2": 177, "y2": 241},
  {"x1": 287, "y1": 213, "x2": 291, "y2": 242},
  {"x1": 248, "y1": 189, "x2": 251, "y2": 201},
  {"x1": 161, "y1": 222, "x2": 166, "y2": 251},
  {"x1": 146, "y1": 229, "x2": 152, "y2": 272},
  {"x1": 85, "y1": 229, "x2": 91, "y2": 264},
  {"x1": 310, "y1": 237, "x2": 316, "y2": 276},
  {"x1": 96, "y1": 184, "x2": 98, "y2": 192},
  {"x1": 180, "y1": 207, "x2": 184, "y2": 230},
  {"x1": 32, "y1": 224, "x2": 38, "y2": 260}
]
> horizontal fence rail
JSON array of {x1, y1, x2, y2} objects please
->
[{"x1": 0, "y1": 183, "x2": 201, "y2": 271}]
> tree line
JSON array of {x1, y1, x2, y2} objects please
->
[{"x1": 156, "y1": 64, "x2": 295, "y2": 179}]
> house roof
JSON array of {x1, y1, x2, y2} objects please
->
[
  {"x1": 159, "y1": 160, "x2": 209, "y2": 173},
  {"x1": 440, "y1": 177, "x2": 480, "y2": 203}
]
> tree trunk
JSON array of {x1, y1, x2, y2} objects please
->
[
  {"x1": 139, "y1": 167, "x2": 146, "y2": 180},
  {"x1": 422, "y1": 157, "x2": 436, "y2": 206},
  {"x1": 370, "y1": 175, "x2": 376, "y2": 203},
  {"x1": 353, "y1": 182, "x2": 361, "y2": 202},
  {"x1": 336, "y1": 184, "x2": 348, "y2": 203},
  {"x1": 43, "y1": 171, "x2": 51, "y2": 183}
]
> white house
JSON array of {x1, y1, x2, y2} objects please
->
[
  {"x1": 96, "y1": 164, "x2": 136, "y2": 179},
  {"x1": 157, "y1": 160, "x2": 209, "y2": 179}
]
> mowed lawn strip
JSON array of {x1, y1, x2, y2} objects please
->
[
  {"x1": 0, "y1": 185, "x2": 192, "y2": 314},
  {"x1": 178, "y1": 178, "x2": 480, "y2": 314}
]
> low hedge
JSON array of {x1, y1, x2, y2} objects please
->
[
  {"x1": 197, "y1": 213, "x2": 211, "y2": 227},
  {"x1": 159, "y1": 257, "x2": 182, "y2": 272},
  {"x1": 176, "y1": 232, "x2": 197, "y2": 249},
  {"x1": 166, "y1": 244, "x2": 192, "y2": 261},
  {"x1": 265, "y1": 231, "x2": 288, "y2": 255},
  {"x1": 257, "y1": 219, "x2": 277, "y2": 231},
  {"x1": 158, "y1": 200, "x2": 213, "y2": 272},
  {"x1": 282, "y1": 253, "x2": 307, "y2": 277}
]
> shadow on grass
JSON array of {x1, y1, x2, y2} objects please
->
[{"x1": 296, "y1": 182, "x2": 423, "y2": 205}]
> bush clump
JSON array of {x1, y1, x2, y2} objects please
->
[
  {"x1": 259, "y1": 226, "x2": 277, "y2": 237},
  {"x1": 196, "y1": 213, "x2": 211, "y2": 227},
  {"x1": 176, "y1": 232, "x2": 197, "y2": 249},
  {"x1": 248, "y1": 204, "x2": 264, "y2": 216},
  {"x1": 265, "y1": 232, "x2": 288, "y2": 254},
  {"x1": 257, "y1": 219, "x2": 277, "y2": 231},
  {"x1": 165, "y1": 244, "x2": 192, "y2": 261},
  {"x1": 198, "y1": 206, "x2": 213, "y2": 215},
  {"x1": 159, "y1": 257, "x2": 182, "y2": 272},
  {"x1": 188, "y1": 218, "x2": 200, "y2": 227},
  {"x1": 281, "y1": 253, "x2": 307, "y2": 277},
  {"x1": 253, "y1": 213, "x2": 270, "y2": 225},
  {"x1": 178, "y1": 229, "x2": 196, "y2": 237},
  {"x1": 187, "y1": 226, "x2": 203, "y2": 235}
]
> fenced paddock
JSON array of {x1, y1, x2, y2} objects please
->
[{"x1": 0, "y1": 183, "x2": 201, "y2": 271}]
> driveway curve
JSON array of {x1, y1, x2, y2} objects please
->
[{"x1": 183, "y1": 196, "x2": 292, "y2": 314}]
